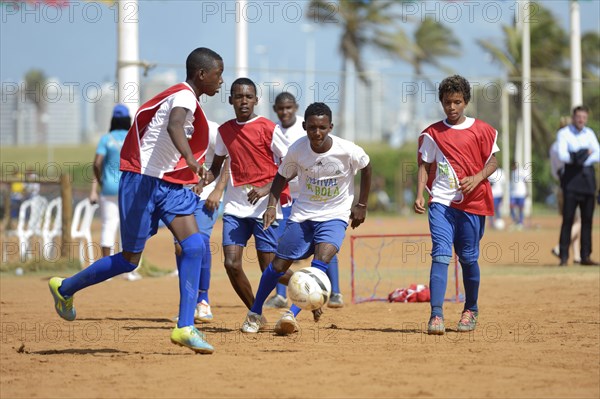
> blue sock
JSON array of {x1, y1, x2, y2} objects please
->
[
  {"x1": 429, "y1": 259, "x2": 450, "y2": 318},
  {"x1": 250, "y1": 264, "x2": 284, "y2": 315},
  {"x1": 276, "y1": 283, "x2": 287, "y2": 298},
  {"x1": 518, "y1": 208, "x2": 524, "y2": 224},
  {"x1": 290, "y1": 304, "x2": 301, "y2": 317},
  {"x1": 177, "y1": 233, "x2": 205, "y2": 328},
  {"x1": 311, "y1": 259, "x2": 328, "y2": 274},
  {"x1": 326, "y1": 255, "x2": 340, "y2": 294},
  {"x1": 59, "y1": 252, "x2": 137, "y2": 297},
  {"x1": 198, "y1": 234, "x2": 211, "y2": 304},
  {"x1": 460, "y1": 261, "x2": 480, "y2": 313}
]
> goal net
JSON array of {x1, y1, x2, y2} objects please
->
[{"x1": 350, "y1": 234, "x2": 463, "y2": 304}]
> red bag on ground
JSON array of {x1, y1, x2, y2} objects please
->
[{"x1": 388, "y1": 284, "x2": 430, "y2": 303}]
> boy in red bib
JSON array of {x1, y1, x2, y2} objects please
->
[
  {"x1": 414, "y1": 75, "x2": 499, "y2": 335},
  {"x1": 206, "y1": 78, "x2": 291, "y2": 322}
]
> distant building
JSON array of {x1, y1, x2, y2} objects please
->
[
  {"x1": 1, "y1": 78, "x2": 82, "y2": 146},
  {"x1": 141, "y1": 70, "x2": 177, "y2": 103}
]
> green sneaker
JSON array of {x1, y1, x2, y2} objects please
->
[
  {"x1": 457, "y1": 310, "x2": 478, "y2": 332},
  {"x1": 170, "y1": 326, "x2": 214, "y2": 354},
  {"x1": 48, "y1": 277, "x2": 76, "y2": 321},
  {"x1": 427, "y1": 316, "x2": 445, "y2": 335}
]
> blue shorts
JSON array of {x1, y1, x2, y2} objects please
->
[
  {"x1": 510, "y1": 197, "x2": 525, "y2": 207},
  {"x1": 222, "y1": 214, "x2": 279, "y2": 252},
  {"x1": 276, "y1": 219, "x2": 348, "y2": 260},
  {"x1": 277, "y1": 204, "x2": 293, "y2": 240},
  {"x1": 428, "y1": 202, "x2": 485, "y2": 265},
  {"x1": 119, "y1": 171, "x2": 198, "y2": 252},
  {"x1": 173, "y1": 199, "x2": 219, "y2": 243}
]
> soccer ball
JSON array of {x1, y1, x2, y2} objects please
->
[
  {"x1": 493, "y1": 218, "x2": 506, "y2": 230},
  {"x1": 287, "y1": 267, "x2": 332, "y2": 311}
]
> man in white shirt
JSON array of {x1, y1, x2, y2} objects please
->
[{"x1": 556, "y1": 105, "x2": 600, "y2": 266}]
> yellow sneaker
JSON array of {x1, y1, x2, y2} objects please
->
[
  {"x1": 170, "y1": 326, "x2": 214, "y2": 354},
  {"x1": 48, "y1": 277, "x2": 76, "y2": 321}
]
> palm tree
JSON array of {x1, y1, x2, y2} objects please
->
[
  {"x1": 374, "y1": 17, "x2": 460, "y2": 138},
  {"x1": 375, "y1": 17, "x2": 460, "y2": 79},
  {"x1": 477, "y1": 4, "x2": 571, "y2": 153},
  {"x1": 306, "y1": 0, "x2": 398, "y2": 136}
]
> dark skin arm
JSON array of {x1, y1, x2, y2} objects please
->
[
  {"x1": 89, "y1": 154, "x2": 104, "y2": 204},
  {"x1": 262, "y1": 173, "x2": 290, "y2": 230},
  {"x1": 205, "y1": 154, "x2": 226, "y2": 186},
  {"x1": 460, "y1": 154, "x2": 498, "y2": 195},
  {"x1": 167, "y1": 107, "x2": 204, "y2": 179},
  {"x1": 205, "y1": 159, "x2": 230, "y2": 211},
  {"x1": 349, "y1": 162, "x2": 372, "y2": 229},
  {"x1": 414, "y1": 161, "x2": 431, "y2": 214}
]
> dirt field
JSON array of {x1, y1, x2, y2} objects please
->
[{"x1": 1, "y1": 214, "x2": 599, "y2": 398}]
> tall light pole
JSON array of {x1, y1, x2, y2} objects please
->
[
  {"x1": 520, "y1": 0, "x2": 532, "y2": 218},
  {"x1": 236, "y1": 0, "x2": 248, "y2": 78},
  {"x1": 501, "y1": 83, "x2": 518, "y2": 218},
  {"x1": 302, "y1": 23, "x2": 316, "y2": 108},
  {"x1": 570, "y1": 0, "x2": 583, "y2": 108},
  {"x1": 117, "y1": 0, "x2": 140, "y2": 115}
]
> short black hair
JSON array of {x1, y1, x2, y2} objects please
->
[
  {"x1": 572, "y1": 105, "x2": 589, "y2": 115},
  {"x1": 110, "y1": 116, "x2": 131, "y2": 132},
  {"x1": 304, "y1": 102, "x2": 332, "y2": 123},
  {"x1": 275, "y1": 92, "x2": 297, "y2": 104},
  {"x1": 230, "y1": 77, "x2": 257, "y2": 94},
  {"x1": 438, "y1": 75, "x2": 471, "y2": 103},
  {"x1": 186, "y1": 47, "x2": 222, "y2": 80}
]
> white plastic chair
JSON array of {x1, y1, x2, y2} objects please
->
[
  {"x1": 3, "y1": 195, "x2": 48, "y2": 262},
  {"x1": 42, "y1": 197, "x2": 62, "y2": 260},
  {"x1": 71, "y1": 199, "x2": 98, "y2": 267}
]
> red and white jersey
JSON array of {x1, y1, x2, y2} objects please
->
[
  {"x1": 215, "y1": 116, "x2": 290, "y2": 219},
  {"x1": 120, "y1": 82, "x2": 209, "y2": 185},
  {"x1": 418, "y1": 117, "x2": 498, "y2": 216}
]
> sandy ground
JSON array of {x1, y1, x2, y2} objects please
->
[{"x1": 1, "y1": 214, "x2": 599, "y2": 398}]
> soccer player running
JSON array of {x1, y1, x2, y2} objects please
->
[
  {"x1": 414, "y1": 75, "x2": 499, "y2": 335},
  {"x1": 240, "y1": 102, "x2": 371, "y2": 335},
  {"x1": 265, "y1": 93, "x2": 346, "y2": 310},
  {"x1": 48, "y1": 47, "x2": 224, "y2": 354},
  {"x1": 204, "y1": 78, "x2": 291, "y2": 328},
  {"x1": 172, "y1": 120, "x2": 229, "y2": 322}
]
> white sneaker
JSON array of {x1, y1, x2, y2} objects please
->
[
  {"x1": 264, "y1": 294, "x2": 288, "y2": 308},
  {"x1": 274, "y1": 311, "x2": 298, "y2": 336},
  {"x1": 241, "y1": 311, "x2": 267, "y2": 334},
  {"x1": 123, "y1": 271, "x2": 142, "y2": 281},
  {"x1": 327, "y1": 293, "x2": 344, "y2": 308},
  {"x1": 194, "y1": 300, "x2": 213, "y2": 323}
]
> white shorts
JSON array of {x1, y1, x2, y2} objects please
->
[{"x1": 100, "y1": 195, "x2": 120, "y2": 249}]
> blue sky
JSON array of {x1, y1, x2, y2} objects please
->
[{"x1": 1, "y1": 0, "x2": 599, "y2": 105}]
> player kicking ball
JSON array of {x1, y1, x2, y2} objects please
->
[{"x1": 240, "y1": 102, "x2": 371, "y2": 335}]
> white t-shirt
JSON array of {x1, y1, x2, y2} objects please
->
[
  {"x1": 278, "y1": 115, "x2": 306, "y2": 200},
  {"x1": 198, "y1": 120, "x2": 220, "y2": 201},
  {"x1": 488, "y1": 169, "x2": 505, "y2": 198},
  {"x1": 510, "y1": 166, "x2": 528, "y2": 198},
  {"x1": 419, "y1": 117, "x2": 500, "y2": 206},
  {"x1": 139, "y1": 83, "x2": 199, "y2": 178},
  {"x1": 279, "y1": 135, "x2": 370, "y2": 223},
  {"x1": 216, "y1": 116, "x2": 289, "y2": 219}
]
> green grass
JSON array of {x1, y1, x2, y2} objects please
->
[
  {"x1": 0, "y1": 144, "x2": 96, "y2": 167},
  {"x1": 1, "y1": 144, "x2": 97, "y2": 188}
]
